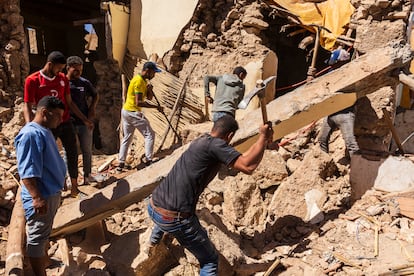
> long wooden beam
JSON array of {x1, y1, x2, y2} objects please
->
[
  {"x1": 51, "y1": 146, "x2": 188, "y2": 237},
  {"x1": 5, "y1": 187, "x2": 25, "y2": 276}
]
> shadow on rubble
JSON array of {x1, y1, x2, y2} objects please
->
[
  {"x1": 101, "y1": 230, "x2": 145, "y2": 275},
  {"x1": 198, "y1": 206, "x2": 348, "y2": 274},
  {"x1": 79, "y1": 179, "x2": 132, "y2": 220}
]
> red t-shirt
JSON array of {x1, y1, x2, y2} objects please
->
[{"x1": 24, "y1": 71, "x2": 71, "y2": 122}]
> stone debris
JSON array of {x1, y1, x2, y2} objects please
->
[{"x1": 1, "y1": 0, "x2": 414, "y2": 275}]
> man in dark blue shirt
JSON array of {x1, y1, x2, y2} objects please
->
[{"x1": 66, "y1": 56, "x2": 99, "y2": 185}]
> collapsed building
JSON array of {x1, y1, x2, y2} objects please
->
[{"x1": 1, "y1": 0, "x2": 414, "y2": 275}]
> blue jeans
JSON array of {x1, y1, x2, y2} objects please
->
[
  {"x1": 75, "y1": 124, "x2": 93, "y2": 176},
  {"x1": 318, "y1": 111, "x2": 360, "y2": 154},
  {"x1": 147, "y1": 201, "x2": 218, "y2": 276},
  {"x1": 212, "y1": 111, "x2": 234, "y2": 122}
]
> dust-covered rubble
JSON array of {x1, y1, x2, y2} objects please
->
[{"x1": 15, "y1": 124, "x2": 411, "y2": 276}]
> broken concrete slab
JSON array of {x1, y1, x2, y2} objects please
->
[
  {"x1": 305, "y1": 189, "x2": 327, "y2": 224},
  {"x1": 374, "y1": 155, "x2": 414, "y2": 192},
  {"x1": 350, "y1": 154, "x2": 414, "y2": 201}
]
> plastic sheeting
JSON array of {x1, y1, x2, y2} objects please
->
[{"x1": 273, "y1": 0, "x2": 355, "y2": 50}]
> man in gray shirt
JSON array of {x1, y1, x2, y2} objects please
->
[{"x1": 204, "y1": 66, "x2": 247, "y2": 121}]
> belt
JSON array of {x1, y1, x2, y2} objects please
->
[{"x1": 150, "y1": 198, "x2": 192, "y2": 219}]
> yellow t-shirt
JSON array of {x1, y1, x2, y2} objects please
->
[{"x1": 123, "y1": 74, "x2": 147, "y2": 112}]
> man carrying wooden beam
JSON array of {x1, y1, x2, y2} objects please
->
[
  {"x1": 147, "y1": 115, "x2": 273, "y2": 275},
  {"x1": 15, "y1": 96, "x2": 67, "y2": 276}
]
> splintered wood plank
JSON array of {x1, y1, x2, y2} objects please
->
[{"x1": 396, "y1": 197, "x2": 414, "y2": 219}]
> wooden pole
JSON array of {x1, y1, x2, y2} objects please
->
[
  {"x1": 264, "y1": 258, "x2": 280, "y2": 276},
  {"x1": 156, "y1": 63, "x2": 197, "y2": 152},
  {"x1": 117, "y1": 74, "x2": 128, "y2": 138},
  {"x1": 5, "y1": 187, "x2": 25, "y2": 276},
  {"x1": 399, "y1": 73, "x2": 414, "y2": 90},
  {"x1": 307, "y1": 26, "x2": 320, "y2": 81},
  {"x1": 382, "y1": 108, "x2": 405, "y2": 154},
  {"x1": 204, "y1": 96, "x2": 209, "y2": 121}
]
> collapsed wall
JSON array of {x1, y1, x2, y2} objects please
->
[
  {"x1": 158, "y1": 0, "x2": 412, "y2": 152},
  {"x1": 0, "y1": 0, "x2": 28, "y2": 136}
]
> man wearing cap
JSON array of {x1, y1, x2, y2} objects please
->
[
  {"x1": 23, "y1": 51, "x2": 94, "y2": 198},
  {"x1": 117, "y1": 61, "x2": 163, "y2": 171},
  {"x1": 204, "y1": 66, "x2": 247, "y2": 122},
  {"x1": 66, "y1": 56, "x2": 99, "y2": 185}
]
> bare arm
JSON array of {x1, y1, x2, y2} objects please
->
[
  {"x1": 23, "y1": 102, "x2": 34, "y2": 123},
  {"x1": 88, "y1": 93, "x2": 99, "y2": 121},
  {"x1": 22, "y1": 178, "x2": 47, "y2": 215},
  {"x1": 65, "y1": 93, "x2": 94, "y2": 129},
  {"x1": 231, "y1": 123, "x2": 273, "y2": 174},
  {"x1": 135, "y1": 86, "x2": 163, "y2": 112},
  {"x1": 204, "y1": 75, "x2": 218, "y2": 103}
]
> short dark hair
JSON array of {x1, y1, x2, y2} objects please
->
[
  {"x1": 233, "y1": 66, "x2": 247, "y2": 76},
  {"x1": 212, "y1": 114, "x2": 239, "y2": 136},
  {"x1": 66, "y1": 56, "x2": 83, "y2": 66},
  {"x1": 47, "y1": 51, "x2": 66, "y2": 64},
  {"x1": 37, "y1": 96, "x2": 65, "y2": 111}
]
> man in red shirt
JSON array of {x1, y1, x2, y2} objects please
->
[{"x1": 23, "y1": 51, "x2": 93, "y2": 198}]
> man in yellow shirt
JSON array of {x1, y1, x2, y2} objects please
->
[{"x1": 117, "y1": 62, "x2": 162, "y2": 171}]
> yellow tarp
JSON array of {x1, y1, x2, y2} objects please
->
[{"x1": 274, "y1": 0, "x2": 355, "y2": 50}]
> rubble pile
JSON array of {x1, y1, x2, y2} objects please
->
[
  {"x1": 24, "y1": 125, "x2": 414, "y2": 275},
  {"x1": 0, "y1": 0, "x2": 414, "y2": 275}
]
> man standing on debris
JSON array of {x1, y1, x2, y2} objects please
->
[
  {"x1": 15, "y1": 96, "x2": 67, "y2": 276},
  {"x1": 204, "y1": 66, "x2": 247, "y2": 121},
  {"x1": 23, "y1": 51, "x2": 93, "y2": 198},
  {"x1": 318, "y1": 105, "x2": 360, "y2": 156},
  {"x1": 147, "y1": 115, "x2": 273, "y2": 275},
  {"x1": 117, "y1": 61, "x2": 163, "y2": 171},
  {"x1": 66, "y1": 56, "x2": 99, "y2": 185}
]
